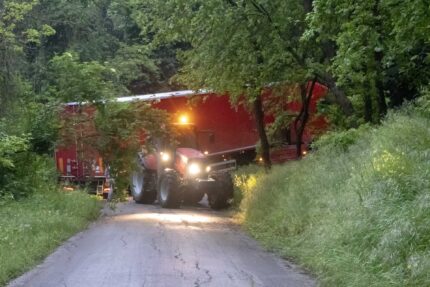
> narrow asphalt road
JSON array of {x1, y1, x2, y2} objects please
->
[{"x1": 8, "y1": 200, "x2": 315, "y2": 287}]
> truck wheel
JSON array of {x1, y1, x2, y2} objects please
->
[
  {"x1": 208, "y1": 173, "x2": 234, "y2": 210},
  {"x1": 158, "y1": 171, "x2": 182, "y2": 208},
  {"x1": 131, "y1": 169, "x2": 156, "y2": 204},
  {"x1": 183, "y1": 187, "x2": 205, "y2": 205}
]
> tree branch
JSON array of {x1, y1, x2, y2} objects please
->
[{"x1": 247, "y1": 0, "x2": 305, "y2": 66}]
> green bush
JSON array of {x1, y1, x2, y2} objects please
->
[
  {"x1": 0, "y1": 128, "x2": 58, "y2": 200},
  {"x1": 236, "y1": 106, "x2": 430, "y2": 286},
  {"x1": 0, "y1": 135, "x2": 29, "y2": 199},
  {"x1": 232, "y1": 165, "x2": 265, "y2": 209},
  {"x1": 0, "y1": 149, "x2": 57, "y2": 200},
  {"x1": 311, "y1": 124, "x2": 369, "y2": 152},
  {"x1": 416, "y1": 89, "x2": 430, "y2": 118}
]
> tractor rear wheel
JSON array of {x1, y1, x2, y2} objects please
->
[
  {"x1": 208, "y1": 173, "x2": 234, "y2": 210},
  {"x1": 158, "y1": 171, "x2": 182, "y2": 208},
  {"x1": 131, "y1": 169, "x2": 156, "y2": 204}
]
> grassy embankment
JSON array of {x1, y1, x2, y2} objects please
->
[
  {"x1": 234, "y1": 104, "x2": 430, "y2": 286},
  {"x1": 0, "y1": 190, "x2": 101, "y2": 286}
]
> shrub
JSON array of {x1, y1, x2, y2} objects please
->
[
  {"x1": 312, "y1": 124, "x2": 370, "y2": 152},
  {"x1": 0, "y1": 140, "x2": 56, "y2": 200}
]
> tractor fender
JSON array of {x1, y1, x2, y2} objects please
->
[{"x1": 138, "y1": 152, "x2": 158, "y2": 171}]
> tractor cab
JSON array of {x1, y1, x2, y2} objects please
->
[
  {"x1": 157, "y1": 117, "x2": 212, "y2": 179},
  {"x1": 175, "y1": 122, "x2": 199, "y2": 150}
]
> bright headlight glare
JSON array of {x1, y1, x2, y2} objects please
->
[
  {"x1": 206, "y1": 166, "x2": 211, "y2": 172},
  {"x1": 188, "y1": 163, "x2": 201, "y2": 175},
  {"x1": 160, "y1": 152, "x2": 170, "y2": 162}
]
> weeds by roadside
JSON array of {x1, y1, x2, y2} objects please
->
[
  {"x1": 0, "y1": 190, "x2": 101, "y2": 286},
  {"x1": 234, "y1": 105, "x2": 430, "y2": 286}
]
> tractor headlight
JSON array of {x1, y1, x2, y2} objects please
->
[
  {"x1": 188, "y1": 163, "x2": 201, "y2": 175},
  {"x1": 160, "y1": 152, "x2": 170, "y2": 162}
]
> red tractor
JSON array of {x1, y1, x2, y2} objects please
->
[{"x1": 130, "y1": 120, "x2": 237, "y2": 210}]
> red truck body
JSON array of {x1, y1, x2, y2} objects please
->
[
  {"x1": 55, "y1": 85, "x2": 328, "y2": 182},
  {"x1": 152, "y1": 93, "x2": 258, "y2": 155}
]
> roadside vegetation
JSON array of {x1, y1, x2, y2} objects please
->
[
  {"x1": 234, "y1": 98, "x2": 430, "y2": 287},
  {"x1": 0, "y1": 190, "x2": 100, "y2": 286}
]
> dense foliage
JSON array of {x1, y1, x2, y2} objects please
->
[
  {"x1": 234, "y1": 99, "x2": 430, "y2": 286},
  {"x1": 0, "y1": 0, "x2": 178, "y2": 200},
  {"x1": 130, "y1": 0, "x2": 430, "y2": 165},
  {"x1": 1, "y1": 0, "x2": 429, "y2": 193}
]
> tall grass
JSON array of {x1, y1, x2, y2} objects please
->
[
  {"x1": 0, "y1": 190, "x2": 101, "y2": 286},
  {"x1": 235, "y1": 106, "x2": 430, "y2": 286}
]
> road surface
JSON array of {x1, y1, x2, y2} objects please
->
[{"x1": 8, "y1": 200, "x2": 315, "y2": 287}]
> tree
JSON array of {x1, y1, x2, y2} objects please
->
[
  {"x1": 0, "y1": 0, "x2": 177, "y2": 200},
  {"x1": 22, "y1": 0, "x2": 180, "y2": 95},
  {"x1": 93, "y1": 101, "x2": 171, "y2": 198},
  {"x1": 307, "y1": 0, "x2": 430, "y2": 123},
  {"x1": 131, "y1": 0, "x2": 323, "y2": 167},
  {"x1": 0, "y1": 0, "x2": 54, "y2": 115},
  {"x1": 50, "y1": 52, "x2": 172, "y2": 199},
  {"x1": 47, "y1": 52, "x2": 122, "y2": 103}
]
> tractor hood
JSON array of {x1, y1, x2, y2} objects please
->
[
  {"x1": 175, "y1": 148, "x2": 208, "y2": 177},
  {"x1": 174, "y1": 147, "x2": 236, "y2": 177},
  {"x1": 176, "y1": 148, "x2": 205, "y2": 160}
]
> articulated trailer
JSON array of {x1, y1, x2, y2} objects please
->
[{"x1": 55, "y1": 86, "x2": 327, "y2": 207}]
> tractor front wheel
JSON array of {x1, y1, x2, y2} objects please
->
[
  {"x1": 208, "y1": 173, "x2": 234, "y2": 210},
  {"x1": 158, "y1": 171, "x2": 182, "y2": 208},
  {"x1": 131, "y1": 169, "x2": 156, "y2": 204}
]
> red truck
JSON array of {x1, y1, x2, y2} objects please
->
[{"x1": 55, "y1": 85, "x2": 327, "y2": 207}]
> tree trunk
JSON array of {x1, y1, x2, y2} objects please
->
[
  {"x1": 363, "y1": 86, "x2": 373, "y2": 123},
  {"x1": 253, "y1": 94, "x2": 271, "y2": 169},
  {"x1": 318, "y1": 73, "x2": 355, "y2": 116},
  {"x1": 303, "y1": 0, "x2": 313, "y2": 13},
  {"x1": 376, "y1": 75, "x2": 387, "y2": 121},
  {"x1": 372, "y1": 0, "x2": 387, "y2": 121},
  {"x1": 294, "y1": 78, "x2": 317, "y2": 158}
]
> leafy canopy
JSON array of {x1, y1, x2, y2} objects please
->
[{"x1": 132, "y1": 0, "x2": 312, "y2": 103}]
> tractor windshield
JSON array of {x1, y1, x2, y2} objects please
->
[{"x1": 176, "y1": 125, "x2": 198, "y2": 149}]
